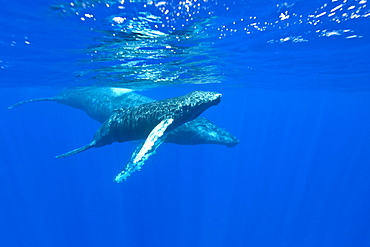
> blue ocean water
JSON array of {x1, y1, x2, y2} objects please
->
[{"x1": 1, "y1": 0, "x2": 370, "y2": 246}]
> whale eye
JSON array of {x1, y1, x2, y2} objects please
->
[{"x1": 182, "y1": 104, "x2": 191, "y2": 112}]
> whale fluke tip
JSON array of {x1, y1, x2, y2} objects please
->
[
  {"x1": 56, "y1": 142, "x2": 95, "y2": 158},
  {"x1": 7, "y1": 98, "x2": 55, "y2": 110}
]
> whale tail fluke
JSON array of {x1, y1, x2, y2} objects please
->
[
  {"x1": 56, "y1": 142, "x2": 95, "y2": 158},
  {"x1": 8, "y1": 98, "x2": 55, "y2": 110}
]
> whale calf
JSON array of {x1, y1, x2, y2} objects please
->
[
  {"x1": 56, "y1": 91, "x2": 222, "y2": 181},
  {"x1": 9, "y1": 87, "x2": 239, "y2": 147}
]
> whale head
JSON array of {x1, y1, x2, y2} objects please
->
[
  {"x1": 183, "y1": 91, "x2": 222, "y2": 107},
  {"x1": 175, "y1": 91, "x2": 222, "y2": 122}
]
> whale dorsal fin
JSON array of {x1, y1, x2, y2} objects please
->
[{"x1": 115, "y1": 118, "x2": 174, "y2": 182}]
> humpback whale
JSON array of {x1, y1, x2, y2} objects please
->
[
  {"x1": 9, "y1": 87, "x2": 239, "y2": 147},
  {"x1": 8, "y1": 87, "x2": 150, "y2": 123},
  {"x1": 56, "y1": 91, "x2": 222, "y2": 181}
]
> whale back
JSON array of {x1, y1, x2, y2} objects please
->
[{"x1": 53, "y1": 87, "x2": 154, "y2": 123}]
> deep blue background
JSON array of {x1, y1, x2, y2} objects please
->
[
  {"x1": 1, "y1": 87, "x2": 369, "y2": 247},
  {"x1": 1, "y1": 0, "x2": 370, "y2": 246}
]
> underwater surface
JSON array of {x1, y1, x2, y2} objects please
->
[{"x1": 1, "y1": 0, "x2": 370, "y2": 246}]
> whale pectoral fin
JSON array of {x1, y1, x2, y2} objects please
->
[{"x1": 115, "y1": 118, "x2": 174, "y2": 182}]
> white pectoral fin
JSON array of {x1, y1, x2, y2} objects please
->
[{"x1": 115, "y1": 118, "x2": 174, "y2": 182}]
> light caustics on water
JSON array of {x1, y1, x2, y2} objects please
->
[
  {"x1": 51, "y1": 0, "x2": 224, "y2": 88},
  {"x1": 3, "y1": 0, "x2": 367, "y2": 88},
  {"x1": 47, "y1": 0, "x2": 370, "y2": 89}
]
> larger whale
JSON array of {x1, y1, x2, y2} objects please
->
[
  {"x1": 9, "y1": 87, "x2": 239, "y2": 147},
  {"x1": 56, "y1": 91, "x2": 222, "y2": 181}
]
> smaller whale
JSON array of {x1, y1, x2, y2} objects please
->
[
  {"x1": 9, "y1": 87, "x2": 239, "y2": 147},
  {"x1": 56, "y1": 91, "x2": 222, "y2": 181},
  {"x1": 8, "y1": 87, "x2": 151, "y2": 123}
]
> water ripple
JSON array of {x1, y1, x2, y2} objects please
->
[{"x1": 1, "y1": 0, "x2": 369, "y2": 89}]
